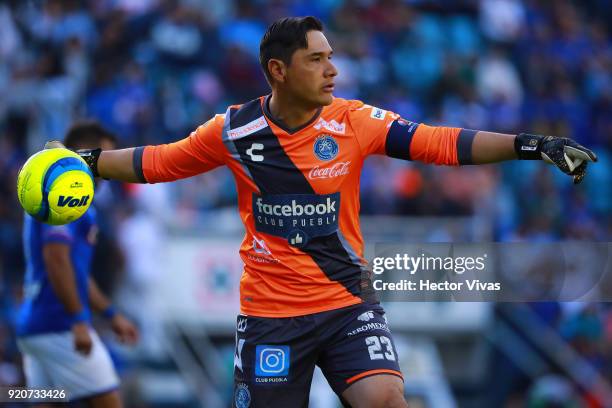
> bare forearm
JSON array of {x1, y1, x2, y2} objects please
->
[
  {"x1": 470, "y1": 131, "x2": 517, "y2": 164},
  {"x1": 43, "y1": 245, "x2": 83, "y2": 314},
  {"x1": 98, "y1": 148, "x2": 143, "y2": 182},
  {"x1": 88, "y1": 278, "x2": 111, "y2": 313}
]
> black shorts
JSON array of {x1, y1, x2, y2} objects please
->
[{"x1": 232, "y1": 302, "x2": 403, "y2": 408}]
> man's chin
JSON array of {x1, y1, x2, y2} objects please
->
[
  {"x1": 319, "y1": 93, "x2": 334, "y2": 106},
  {"x1": 302, "y1": 93, "x2": 333, "y2": 109}
]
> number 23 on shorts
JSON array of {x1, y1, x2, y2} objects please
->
[{"x1": 365, "y1": 335, "x2": 396, "y2": 361}]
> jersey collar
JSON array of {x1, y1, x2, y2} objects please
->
[{"x1": 263, "y1": 95, "x2": 323, "y2": 135}]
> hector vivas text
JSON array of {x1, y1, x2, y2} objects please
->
[{"x1": 371, "y1": 253, "x2": 501, "y2": 293}]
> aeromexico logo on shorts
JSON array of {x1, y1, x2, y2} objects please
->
[{"x1": 253, "y1": 193, "x2": 340, "y2": 247}]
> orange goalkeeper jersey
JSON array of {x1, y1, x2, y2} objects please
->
[{"x1": 137, "y1": 96, "x2": 475, "y2": 317}]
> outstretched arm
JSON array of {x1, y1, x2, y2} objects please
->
[
  {"x1": 352, "y1": 103, "x2": 597, "y2": 184},
  {"x1": 69, "y1": 116, "x2": 226, "y2": 183},
  {"x1": 44, "y1": 141, "x2": 142, "y2": 182},
  {"x1": 97, "y1": 148, "x2": 142, "y2": 182},
  {"x1": 470, "y1": 131, "x2": 516, "y2": 163},
  {"x1": 382, "y1": 120, "x2": 596, "y2": 184}
]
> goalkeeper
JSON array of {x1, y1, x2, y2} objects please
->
[{"x1": 52, "y1": 16, "x2": 595, "y2": 408}]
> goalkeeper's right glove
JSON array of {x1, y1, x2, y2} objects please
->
[
  {"x1": 44, "y1": 140, "x2": 102, "y2": 178},
  {"x1": 514, "y1": 133, "x2": 597, "y2": 184}
]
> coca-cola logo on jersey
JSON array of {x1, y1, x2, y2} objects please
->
[{"x1": 309, "y1": 161, "x2": 350, "y2": 179}]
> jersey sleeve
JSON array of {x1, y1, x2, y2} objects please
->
[
  {"x1": 350, "y1": 102, "x2": 477, "y2": 165},
  {"x1": 138, "y1": 114, "x2": 226, "y2": 183},
  {"x1": 349, "y1": 101, "x2": 395, "y2": 157},
  {"x1": 41, "y1": 224, "x2": 73, "y2": 245},
  {"x1": 403, "y1": 124, "x2": 476, "y2": 165}
]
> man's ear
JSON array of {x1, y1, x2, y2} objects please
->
[{"x1": 268, "y1": 59, "x2": 286, "y2": 83}]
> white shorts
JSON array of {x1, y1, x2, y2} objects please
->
[{"x1": 17, "y1": 328, "x2": 119, "y2": 400}]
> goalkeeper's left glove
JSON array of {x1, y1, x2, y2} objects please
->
[{"x1": 514, "y1": 133, "x2": 597, "y2": 184}]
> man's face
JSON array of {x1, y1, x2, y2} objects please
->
[{"x1": 283, "y1": 30, "x2": 338, "y2": 107}]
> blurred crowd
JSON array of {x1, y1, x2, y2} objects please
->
[{"x1": 0, "y1": 0, "x2": 610, "y2": 406}]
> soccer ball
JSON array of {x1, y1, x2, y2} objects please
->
[{"x1": 17, "y1": 148, "x2": 94, "y2": 225}]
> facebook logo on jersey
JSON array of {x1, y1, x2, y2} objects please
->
[
  {"x1": 253, "y1": 193, "x2": 340, "y2": 247},
  {"x1": 255, "y1": 345, "x2": 290, "y2": 377}
]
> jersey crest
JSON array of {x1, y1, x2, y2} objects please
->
[{"x1": 313, "y1": 134, "x2": 339, "y2": 161}]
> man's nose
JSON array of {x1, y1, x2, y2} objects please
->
[{"x1": 325, "y1": 60, "x2": 338, "y2": 77}]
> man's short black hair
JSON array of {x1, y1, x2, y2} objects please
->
[
  {"x1": 259, "y1": 16, "x2": 324, "y2": 84},
  {"x1": 63, "y1": 120, "x2": 117, "y2": 149}
]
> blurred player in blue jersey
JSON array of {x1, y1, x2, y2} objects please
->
[{"x1": 16, "y1": 121, "x2": 139, "y2": 408}]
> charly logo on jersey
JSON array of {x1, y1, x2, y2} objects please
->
[
  {"x1": 313, "y1": 134, "x2": 339, "y2": 161},
  {"x1": 253, "y1": 193, "x2": 340, "y2": 247},
  {"x1": 246, "y1": 143, "x2": 264, "y2": 162},
  {"x1": 234, "y1": 383, "x2": 251, "y2": 408}
]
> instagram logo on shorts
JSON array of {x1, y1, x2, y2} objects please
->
[{"x1": 255, "y1": 345, "x2": 290, "y2": 376}]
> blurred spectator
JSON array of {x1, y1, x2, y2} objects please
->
[
  {"x1": 527, "y1": 374, "x2": 580, "y2": 408},
  {"x1": 115, "y1": 184, "x2": 170, "y2": 357},
  {"x1": 479, "y1": 0, "x2": 526, "y2": 43}
]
